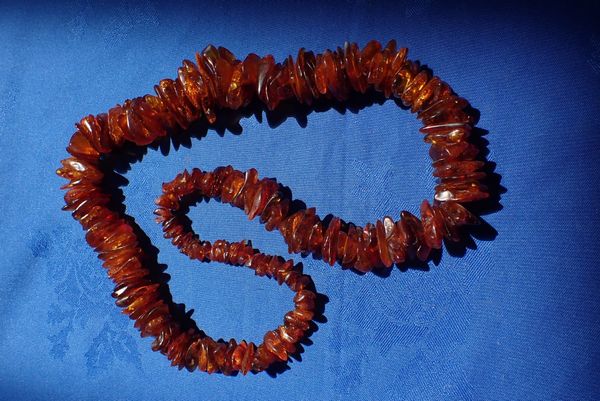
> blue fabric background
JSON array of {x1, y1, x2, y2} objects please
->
[{"x1": 1, "y1": 1, "x2": 599, "y2": 400}]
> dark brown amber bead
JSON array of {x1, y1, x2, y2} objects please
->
[
  {"x1": 201, "y1": 338, "x2": 219, "y2": 374},
  {"x1": 360, "y1": 40, "x2": 382, "y2": 74},
  {"x1": 344, "y1": 42, "x2": 368, "y2": 93},
  {"x1": 153, "y1": 323, "x2": 178, "y2": 354},
  {"x1": 294, "y1": 289, "x2": 317, "y2": 310},
  {"x1": 341, "y1": 224, "x2": 359, "y2": 266},
  {"x1": 366, "y1": 224, "x2": 382, "y2": 267},
  {"x1": 286, "y1": 55, "x2": 301, "y2": 101},
  {"x1": 252, "y1": 345, "x2": 276, "y2": 371},
  {"x1": 420, "y1": 200, "x2": 444, "y2": 249},
  {"x1": 295, "y1": 48, "x2": 319, "y2": 101},
  {"x1": 439, "y1": 201, "x2": 480, "y2": 226},
  {"x1": 390, "y1": 68, "x2": 410, "y2": 98},
  {"x1": 132, "y1": 97, "x2": 168, "y2": 140},
  {"x1": 257, "y1": 55, "x2": 276, "y2": 104},
  {"x1": 438, "y1": 172, "x2": 487, "y2": 186},
  {"x1": 421, "y1": 98, "x2": 472, "y2": 125},
  {"x1": 411, "y1": 76, "x2": 441, "y2": 113},
  {"x1": 144, "y1": 94, "x2": 179, "y2": 133},
  {"x1": 272, "y1": 60, "x2": 297, "y2": 109},
  {"x1": 431, "y1": 203, "x2": 459, "y2": 242},
  {"x1": 281, "y1": 324, "x2": 304, "y2": 344},
  {"x1": 435, "y1": 181, "x2": 489, "y2": 202},
  {"x1": 322, "y1": 217, "x2": 341, "y2": 266},
  {"x1": 421, "y1": 123, "x2": 471, "y2": 145},
  {"x1": 430, "y1": 80, "x2": 453, "y2": 103},
  {"x1": 284, "y1": 310, "x2": 310, "y2": 331},
  {"x1": 76, "y1": 115, "x2": 111, "y2": 153},
  {"x1": 372, "y1": 40, "x2": 396, "y2": 93},
  {"x1": 56, "y1": 157, "x2": 103, "y2": 184},
  {"x1": 279, "y1": 210, "x2": 305, "y2": 253},
  {"x1": 106, "y1": 105, "x2": 127, "y2": 147},
  {"x1": 103, "y1": 255, "x2": 144, "y2": 281},
  {"x1": 396, "y1": 213, "x2": 416, "y2": 257},
  {"x1": 113, "y1": 282, "x2": 156, "y2": 306},
  {"x1": 263, "y1": 331, "x2": 287, "y2": 361},
  {"x1": 248, "y1": 179, "x2": 279, "y2": 220},
  {"x1": 400, "y1": 71, "x2": 429, "y2": 106},
  {"x1": 177, "y1": 59, "x2": 205, "y2": 110},
  {"x1": 231, "y1": 340, "x2": 247, "y2": 371},
  {"x1": 419, "y1": 96, "x2": 466, "y2": 121},
  {"x1": 314, "y1": 53, "x2": 328, "y2": 95},
  {"x1": 399, "y1": 211, "x2": 431, "y2": 261},
  {"x1": 124, "y1": 101, "x2": 153, "y2": 145},
  {"x1": 433, "y1": 160, "x2": 484, "y2": 178},
  {"x1": 335, "y1": 230, "x2": 348, "y2": 265},
  {"x1": 212, "y1": 341, "x2": 229, "y2": 373},
  {"x1": 355, "y1": 224, "x2": 380, "y2": 272},
  {"x1": 429, "y1": 141, "x2": 479, "y2": 162},
  {"x1": 367, "y1": 51, "x2": 386, "y2": 89},
  {"x1": 165, "y1": 331, "x2": 186, "y2": 366},
  {"x1": 184, "y1": 338, "x2": 202, "y2": 372},
  {"x1": 170, "y1": 333, "x2": 194, "y2": 370},
  {"x1": 215, "y1": 57, "x2": 234, "y2": 106},
  {"x1": 381, "y1": 46, "x2": 404, "y2": 97},
  {"x1": 141, "y1": 313, "x2": 169, "y2": 338},
  {"x1": 225, "y1": 61, "x2": 245, "y2": 109},
  {"x1": 104, "y1": 252, "x2": 144, "y2": 278},
  {"x1": 354, "y1": 226, "x2": 371, "y2": 272},
  {"x1": 291, "y1": 308, "x2": 314, "y2": 322},
  {"x1": 262, "y1": 197, "x2": 290, "y2": 232},
  {"x1": 193, "y1": 51, "x2": 218, "y2": 122},
  {"x1": 220, "y1": 169, "x2": 245, "y2": 203},
  {"x1": 67, "y1": 131, "x2": 100, "y2": 160},
  {"x1": 154, "y1": 79, "x2": 194, "y2": 129},
  {"x1": 383, "y1": 221, "x2": 403, "y2": 265},
  {"x1": 308, "y1": 221, "x2": 325, "y2": 255},
  {"x1": 287, "y1": 274, "x2": 312, "y2": 292},
  {"x1": 291, "y1": 208, "x2": 318, "y2": 254},
  {"x1": 136, "y1": 302, "x2": 168, "y2": 331},
  {"x1": 219, "y1": 339, "x2": 237, "y2": 375},
  {"x1": 242, "y1": 53, "x2": 260, "y2": 90},
  {"x1": 240, "y1": 342, "x2": 255, "y2": 375},
  {"x1": 376, "y1": 219, "x2": 393, "y2": 268},
  {"x1": 277, "y1": 326, "x2": 298, "y2": 353},
  {"x1": 327, "y1": 49, "x2": 348, "y2": 101}
]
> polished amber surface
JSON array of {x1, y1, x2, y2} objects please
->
[{"x1": 57, "y1": 40, "x2": 488, "y2": 375}]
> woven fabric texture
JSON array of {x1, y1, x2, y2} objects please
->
[{"x1": 0, "y1": 1, "x2": 599, "y2": 400}]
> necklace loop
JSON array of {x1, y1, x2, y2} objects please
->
[{"x1": 57, "y1": 40, "x2": 488, "y2": 375}]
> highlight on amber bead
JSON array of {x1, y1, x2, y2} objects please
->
[{"x1": 57, "y1": 40, "x2": 488, "y2": 375}]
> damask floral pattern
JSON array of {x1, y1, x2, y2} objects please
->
[{"x1": 33, "y1": 225, "x2": 141, "y2": 375}]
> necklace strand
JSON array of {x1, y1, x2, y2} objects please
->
[{"x1": 57, "y1": 40, "x2": 488, "y2": 375}]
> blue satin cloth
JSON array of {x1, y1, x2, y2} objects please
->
[{"x1": 1, "y1": 1, "x2": 599, "y2": 400}]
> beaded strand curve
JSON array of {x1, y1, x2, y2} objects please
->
[{"x1": 57, "y1": 40, "x2": 488, "y2": 375}]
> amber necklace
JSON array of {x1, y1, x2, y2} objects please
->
[{"x1": 57, "y1": 40, "x2": 488, "y2": 375}]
